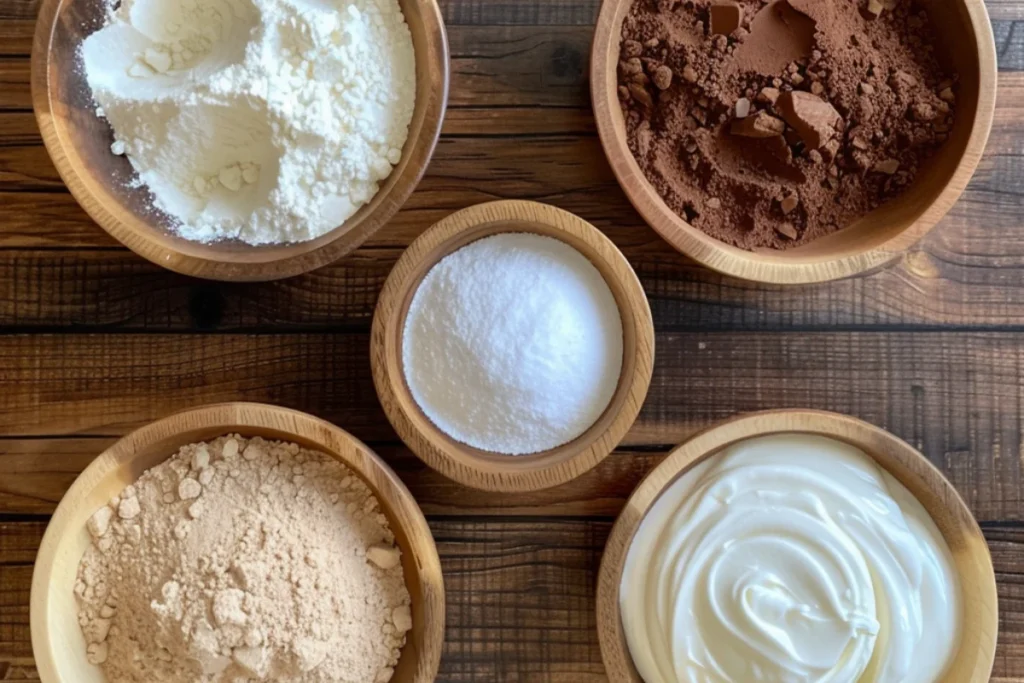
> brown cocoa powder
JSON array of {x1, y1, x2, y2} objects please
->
[{"x1": 618, "y1": 0, "x2": 957, "y2": 249}]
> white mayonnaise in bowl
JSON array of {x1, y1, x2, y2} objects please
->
[{"x1": 596, "y1": 409, "x2": 997, "y2": 683}]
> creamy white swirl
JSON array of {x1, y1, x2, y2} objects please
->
[{"x1": 620, "y1": 434, "x2": 960, "y2": 683}]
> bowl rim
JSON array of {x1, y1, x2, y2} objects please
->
[
  {"x1": 595, "y1": 408, "x2": 998, "y2": 682},
  {"x1": 371, "y1": 199, "x2": 656, "y2": 492},
  {"x1": 589, "y1": 0, "x2": 998, "y2": 284},
  {"x1": 30, "y1": 0, "x2": 450, "y2": 282},
  {"x1": 29, "y1": 402, "x2": 445, "y2": 683}
]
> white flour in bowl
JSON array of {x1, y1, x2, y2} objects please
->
[
  {"x1": 75, "y1": 435, "x2": 412, "y2": 682},
  {"x1": 81, "y1": 0, "x2": 416, "y2": 245}
]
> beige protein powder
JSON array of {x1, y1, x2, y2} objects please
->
[{"x1": 75, "y1": 435, "x2": 412, "y2": 682}]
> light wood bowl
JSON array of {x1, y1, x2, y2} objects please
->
[
  {"x1": 596, "y1": 409, "x2": 997, "y2": 682},
  {"x1": 371, "y1": 200, "x2": 655, "y2": 493},
  {"x1": 30, "y1": 402, "x2": 445, "y2": 683},
  {"x1": 31, "y1": 0, "x2": 448, "y2": 281},
  {"x1": 591, "y1": 0, "x2": 997, "y2": 284}
]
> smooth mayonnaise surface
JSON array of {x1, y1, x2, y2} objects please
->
[{"x1": 620, "y1": 434, "x2": 960, "y2": 683}]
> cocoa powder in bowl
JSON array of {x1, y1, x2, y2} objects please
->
[{"x1": 618, "y1": 0, "x2": 958, "y2": 250}]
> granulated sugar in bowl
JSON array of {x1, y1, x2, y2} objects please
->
[{"x1": 402, "y1": 232, "x2": 624, "y2": 455}]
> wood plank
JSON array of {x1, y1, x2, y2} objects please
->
[
  {"x1": 0, "y1": 67, "x2": 1020, "y2": 242},
  {"x1": 0, "y1": 108, "x2": 597, "y2": 148},
  {"x1": 14, "y1": 238, "x2": 1024, "y2": 332},
  {"x1": 0, "y1": 85, "x2": 1020, "y2": 240},
  {"x1": 0, "y1": 61, "x2": 29, "y2": 111},
  {"x1": 5, "y1": 17, "x2": 1022, "y2": 112},
  {"x1": 3, "y1": 332, "x2": 1024, "y2": 520},
  {"x1": 0, "y1": 438, "x2": 663, "y2": 518},
  {"x1": 0, "y1": 108, "x2": 1008, "y2": 197},
  {"x1": 0, "y1": 25, "x2": 596, "y2": 112},
  {"x1": 3, "y1": 0, "x2": 1021, "y2": 28},
  {"x1": 2, "y1": 519, "x2": 1024, "y2": 679}
]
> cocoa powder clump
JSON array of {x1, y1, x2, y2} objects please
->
[{"x1": 618, "y1": 0, "x2": 957, "y2": 249}]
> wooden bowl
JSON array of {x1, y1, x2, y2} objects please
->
[
  {"x1": 31, "y1": 0, "x2": 449, "y2": 281},
  {"x1": 596, "y1": 409, "x2": 997, "y2": 682},
  {"x1": 30, "y1": 402, "x2": 445, "y2": 683},
  {"x1": 591, "y1": 0, "x2": 997, "y2": 284},
  {"x1": 371, "y1": 200, "x2": 655, "y2": 492}
]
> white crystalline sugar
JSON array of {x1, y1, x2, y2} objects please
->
[
  {"x1": 80, "y1": 0, "x2": 416, "y2": 245},
  {"x1": 402, "y1": 233, "x2": 624, "y2": 455}
]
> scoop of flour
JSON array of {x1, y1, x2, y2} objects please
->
[
  {"x1": 81, "y1": 0, "x2": 416, "y2": 244},
  {"x1": 75, "y1": 435, "x2": 412, "y2": 682}
]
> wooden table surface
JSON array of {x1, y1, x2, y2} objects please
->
[{"x1": 1, "y1": 0, "x2": 1023, "y2": 680}]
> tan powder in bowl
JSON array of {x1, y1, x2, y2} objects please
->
[{"x1": 74, "y1": 435, "x2": 412, "y2": 683}]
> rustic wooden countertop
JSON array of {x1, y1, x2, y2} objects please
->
[{"x1": 1, "y1": 0, "x2": 1023, "y2": 679}]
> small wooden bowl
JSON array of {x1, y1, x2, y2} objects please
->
[
  {"x1": 591, "y1": 0, "x2": 997, "y2": 284},
  {"x1": 30, "y1": 402, "x2": 445, "y2": 683},
  {"x1": 31, "y1": 0, "x2": 449, "y2": 281},
  {"x1": 596, "y1": 409, "x2": 997, "y2": 682},
  {"x1": 371, "y1": 200, "x2": 655, "y2": 493}
]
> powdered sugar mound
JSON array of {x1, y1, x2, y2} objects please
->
[
  {"x1": 75, "y1": 435, "x2": 412, "y2": 682},
  {"x1": 402, "y1": 233, "x2": 625, "y2": 455},
  {"x1": 81, "y1": 0, "x2": 416, "y2": 244}
]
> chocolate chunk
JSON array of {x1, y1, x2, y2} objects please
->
[
  {"x1": 866, "y1": 0, "x2": 884, "y2": 17},
  {"x1": 757, "y1": 87, "x2": 780, "y2": 104},
  {"x1": 889, "y1": 70, "x2": 917, "y2": 97},
  {"x1": 775, "y1": 91, "x2": 842, "y2": 149},
  {"x1": 710, "y1": 2, "x2": 742, "y2": 35},
  {"x1": 628, "y1": 83, "x2": 654, "y2": 109},
  {"x1": 707, "y1": 197, "x2": 722, "y2": 209},
  {"x1": 780, "y1": 193, "x2": 799, "y2": 214},
  {"x1": 872, "y1": 158, "x2": 900, "y2": 174},
  {"x1": 730, "y1": 111, "x2": 786, "y2": 137},
  {"x1": 856, "y1": 96, "x2": 875, "y2": 123},
  {"x1": 776, "y1": 223, "x2": 799, "y2": 240},
  {"x1": 620, "y1": 58, "x2": 643, "y2": 76},
  {"x1": 652, "y1": 65, "x2": 673, "y2": 90},
  {"x1": 939, "y1": 87, "x2": 955, "y2": 103},
  {"x1": 822, "y1": 139, "x2": 841, "y2": 162},
  {"x1": 735, "y1": 97, "x2": 751, "y2": 118}
]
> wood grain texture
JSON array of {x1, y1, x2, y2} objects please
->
[
  {"x1": 3, "y1": 0, "x2": 1024, "y2": 677},
  {"x1": 371, "y1": 200, "x2": 655, "y2": 491},
  {"x1": 6, "y1": 331, "x2": 1024, "y2": 520},
  {"x1": 596, "y1": 411, "x2": 996, "y2": 682}
]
